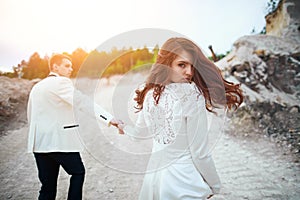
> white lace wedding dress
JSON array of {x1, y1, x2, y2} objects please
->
[{"x1": 124, "y1": 82, "x2": 221, "y2": 200}]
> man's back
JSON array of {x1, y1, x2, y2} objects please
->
[{"x1": 27, "y1": 76, "x2": 83, "y2": 153}]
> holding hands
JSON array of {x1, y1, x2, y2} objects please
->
[{"x1": 109, "y1": 118, "x2": 125, "y2": 134}]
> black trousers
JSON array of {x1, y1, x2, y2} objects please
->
[{"x1": 34, "y1": 152, "x2": 85, "y2": 200}]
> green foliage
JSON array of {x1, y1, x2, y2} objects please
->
[
  {"x1": 1, "y1": 42, "x2": 222, "y2": 79},
  {"x1": 22, "y1": 52, "x2": 49, "y2": 80},
  {"x1": 208, "y1": 54, "x2": 226, "y2": 61},
  {"x1": 70, "y1": 48, "x2": 89, "y2": 78},
  {"x1": 260, "y1": 26, "x2": 266, "y2": 34},
  {"x1": 208, "y1": 50, "x2": 229, "y2": 62},
  {"x1": 266, "y1": 0, "x2": 280, "y2": 15},
  {"x1": 100, "y1": 46, "x2": 154, "y2": 78},
  {"x1": 0, "y1": 71, "x2": 16, "y2": 78},
  {"x1": 0, "y1": 46, "x2": 155, "y2": 79},
  {"x1": 259, "y1": 0, "x2": 281, "y2": 34}
]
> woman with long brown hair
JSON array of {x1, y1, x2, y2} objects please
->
[{"x1": 118, "y1": 37, "x2": 243, "y2": 199}]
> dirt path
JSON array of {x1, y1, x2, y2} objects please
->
[
  {"x1": 1, "y1": 78, "x2": 299, "y2": 200},
  {"x1": 0, "y1": 123, "x2": 299, "y2": 200}
]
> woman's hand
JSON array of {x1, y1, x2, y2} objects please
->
[{"x1": 117, "y1": 123, "x2": 126, "y2": 135}]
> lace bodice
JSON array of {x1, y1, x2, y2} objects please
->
[{"x1": 141, "y1": 82, "x2": 204, "y2": 144}]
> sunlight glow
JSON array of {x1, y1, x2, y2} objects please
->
[{"x1": 0, "y1": 0, "x2": 269, "y2": 69}]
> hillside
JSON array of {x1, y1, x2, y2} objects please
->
[{"x1": 0, "y1": 77, "x2": 34, "y2": 135}]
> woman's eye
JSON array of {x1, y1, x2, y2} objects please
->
[{"x1": 178, "y1": 63, "x2": 185, "y2": 68}]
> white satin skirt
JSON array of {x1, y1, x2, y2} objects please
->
[{"x1": 138, "y1": 159, "x2": 212, "y2": 200}]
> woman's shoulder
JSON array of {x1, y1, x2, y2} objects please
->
[
  {"x1": 165, "y1": 82, "x2": 198, "y2": 91},
  {"x1": 165, "y1": 82, "x2": 202, "y2": 99}
]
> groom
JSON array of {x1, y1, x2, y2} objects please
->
[{"x1": 27, "y1": 53, "x2": 122, "y2": 200}]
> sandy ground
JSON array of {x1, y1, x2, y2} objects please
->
[{"x1": 1, "y1": 76, "x2": 300, "y2": 200}]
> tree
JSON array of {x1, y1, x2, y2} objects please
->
[
  {"x1": 70, "y1": 48, "x2": 88, "y2": 78},
  {"x1": 22, "y1": 52, "x2": 48, "y2": 79}
]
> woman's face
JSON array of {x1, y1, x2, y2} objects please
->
[{"x1": 169, "y1": 50, "x2": 194, "y2": 83}]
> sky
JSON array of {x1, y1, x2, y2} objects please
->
[{"x1": 0, "y1": 0, "x2": 269, "y2": 72}]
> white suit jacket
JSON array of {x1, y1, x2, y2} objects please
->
[{"x1": 27, "y1": 74, "x2": 113, "y2": 153}]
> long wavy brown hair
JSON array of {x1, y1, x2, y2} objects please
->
[{"x1": 134, "y1": 37, "x2": 243, "y2": 113}]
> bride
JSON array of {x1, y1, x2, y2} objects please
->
[{"x1": 118, "y1": 37, "x2": 243, "y2": 200}]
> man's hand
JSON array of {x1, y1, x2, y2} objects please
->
[
  {"x1": 117, "y1": 123, "x2": 126, "y2": 135},
  {"x1": 109, "y1": 118, "x2": 125, "y2": 134},
  {"x1": 109, "y1": 118, "x2": 123, "y2": 127}
]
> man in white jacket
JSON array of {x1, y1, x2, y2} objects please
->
[{"x1": 27, "y1": 53, "x2": 121, "y2": 200}]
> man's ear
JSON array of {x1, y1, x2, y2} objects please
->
[{"x1": 52, "y1": 64, "x2": 59, "y2": 71}]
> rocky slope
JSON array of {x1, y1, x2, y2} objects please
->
[
  {"x1": 0, "y1": 76, "x2": 34, "y2": 135},
  {"x1": 215, "y1": 0, "x2": 300, "y2": 156},
  {"x1": 216, "y1": 35, "x2": 300, "y2": 156}
]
